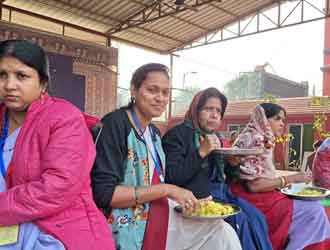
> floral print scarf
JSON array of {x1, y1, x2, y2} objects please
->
[{"x1": 234, "y1": 105, "x2": 277, "y2": 180}]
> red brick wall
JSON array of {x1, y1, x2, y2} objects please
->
[
  {"x1": 0, "y1": 22, "x2": 118, "y2": 118},
  {"x1": 73, "y1": 62, "x2": 117, "y2": 117}
]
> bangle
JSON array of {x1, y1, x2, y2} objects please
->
[{"x1": 134, "y1": 187, "x2": 140, "y2": 205}]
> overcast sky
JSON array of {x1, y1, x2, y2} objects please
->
[{"x1": 114, "y1": 15, "x2": 325, "y2": 97}]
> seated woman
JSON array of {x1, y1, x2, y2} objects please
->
[
  {"x1": 0, "y1": 40, "x2": 114, "y2": 250},
  {"x1": 313, "y1": 138, "x2": 330, "y2": 189},
  {"x1": 162, "y1": 87, "x2": 272, "y2": 250},
  {"x1": 91, "y1": 63, "x2": 198, "y2": 250},
  {"x1": 231, "y1": 102, "x2": 330, "y2": 250}
]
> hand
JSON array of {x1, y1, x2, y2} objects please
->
[
  {"x1": 225, "y1": 155, "x2": 242, "y2": 166},
  {"x1": 198, "y1": 134, "x2": 221, "y2": 158},
  {"x1": 198, "y1": 195, "x2": 213, "y2": 202},
  {"x1": 287, "y1": 173, "x2": 312, "y2": 184},
  {"x1": 166, "y1": 184, "x2": 198, "y2": 213}
]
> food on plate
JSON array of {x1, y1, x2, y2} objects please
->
[
  {"x1": 187, "y1": 201, "x2": 235, "y2": 217},
  {"x1": 295, "y1": 188, "x2": 323, "y2": 196}
]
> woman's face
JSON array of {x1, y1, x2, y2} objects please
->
[
  {"x1": 198, "y1": 97, "x2": 222, "y2": 132},
  {"x1": 268, "y1": 110, "x2": 285, "y2": 137},
  {"x1": 131, "y1": 71, "x2": 170, "y2": 119},
  {"x1": 0, "y1": 56, "x2": 44, "y2": 112}
]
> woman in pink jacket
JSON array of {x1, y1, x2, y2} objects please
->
[{"x1": 0, "y1": 40, "x2": 115, "y2": 250}]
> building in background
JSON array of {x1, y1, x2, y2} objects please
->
[{"x1": 224, "y1": 68, "x2": 309, "y2": 101}]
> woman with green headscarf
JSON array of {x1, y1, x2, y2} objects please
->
[{"x1": 162, "y1": 87, "x2": 272, "y2": 250}]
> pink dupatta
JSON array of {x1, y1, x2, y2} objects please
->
[
  {"x1": 234, "y1": 105, "x2": 277, "y2": 180},
  {"x1": 230, "y1": 104, "x2": 293, "y2": 250}
]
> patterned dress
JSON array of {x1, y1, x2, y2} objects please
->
[{"x1": 91, "y1": 108, "x2": 168, "y2": 250}]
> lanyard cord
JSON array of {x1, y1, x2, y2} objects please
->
[
  {"x1": 0, "y1": 111, "x2": 10, "y2": 178},
  {"x1": 131, "y1": 110, "x2": 164, "y2": 183}
]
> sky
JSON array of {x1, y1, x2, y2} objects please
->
[{"x1": 113, "y1": 9, "x2": 326, "y2": 102}]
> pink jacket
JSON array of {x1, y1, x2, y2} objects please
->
[{"x1": 0, "y1": 95, "x2": 114, "y2": 250}]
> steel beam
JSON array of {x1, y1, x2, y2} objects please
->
[
  {"x1": 108, "y1": 0, "x2": 220, "y2": 34},
  {"x1": 2, "y1": 4, "x2": 108, "y2": 37},
  {"x1": 37, "y1": 0, "x2": 184, "y2": 44},
  {"x1": 174, "y1": 0, "x2": 330, "y2": 52},
  {"x1": 126, "y1": 0, "x2": 208, "y2": 32}
]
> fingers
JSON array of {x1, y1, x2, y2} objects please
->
[
  {"x1": 226, "y1": 155, "x2": 241, "y2": 166},
  {"x1": 305, "y1": 171, "x2": 312, "y2": 179},
  {"x1": 300, "y1": 173, "x2": 312, "y2": 182},
  {"x1": 183, "y1": 199, "x2": 195, "y2": 214},
  {"x1": 203, "y1": 195, "x2": 213, "y2": 201},
  {"x1": 198, "y1": 195, "x2": 213, "y2": 204},
  {"x1": 182, "y1": 191, "x2": 198, "y2": 213},
  {"x1": 206, "y1": 135, "x2": 221, "y2": 150},
  {"x1": 292, "y1": 173, "x2": 312, "y2": 184}
]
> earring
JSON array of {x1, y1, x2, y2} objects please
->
[{"x1": 131, "y1": 96, "x2": 136, "y2": 104}]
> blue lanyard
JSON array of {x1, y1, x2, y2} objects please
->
[
  {"x1": 131, "y1": 110, "x2": 164, "y2": 183},
  {"x1": 0, "y1": 111, "x2": 10, "y2": 178}
]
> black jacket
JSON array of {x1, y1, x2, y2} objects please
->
[
  {"x1": 162, "y1": 123, "x2": 239, "y2": 199},
  {"x1": 162, "y1": 122, "x2": 218, "y2": 199}
]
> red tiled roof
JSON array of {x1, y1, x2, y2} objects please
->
[
  {"x1": 225, "y1": 97, "x2": 330, "y2": 118},
  {"x1": 173, "y1": 97, "x2": 330, "y2": 119}
]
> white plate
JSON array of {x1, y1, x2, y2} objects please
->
[
  {"x1": 213, "y1": 148, "x2": 264, "y2": 156},
  {"x1": 280, "y1": 183, "x2": 330, "y2": 201}
]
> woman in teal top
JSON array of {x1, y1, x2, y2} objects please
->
[{"x1": 91, "y1": 63, "x2": 198, "y2": 250}]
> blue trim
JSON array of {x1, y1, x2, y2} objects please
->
[{"x1": 0, "y1": 111, "x2": 10, "y2": 178}]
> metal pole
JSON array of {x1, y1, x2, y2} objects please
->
[
  {"x1": 168, "y1": 53, "x2": 174, "y2": 120},
  {"x1": 183, "y1": 72, "x2": 186, "y2": 89},
  {"x1": 183, "y1": 71, "x2": 197, "y2": 88}
]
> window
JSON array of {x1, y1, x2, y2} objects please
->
[
  {"x1": 288, "y1": 124, "x2": 303, "y2": 170},
  {"x1": 228, "y1": 124, "x2": 245, "y2": 133}
]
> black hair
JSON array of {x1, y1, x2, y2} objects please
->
[
  {"x1": 197, "y1": 87, "x2": 228, "y2": 118},
  {"x1": 0, "y1": 39, "x2": 50, "y2": 91},
  {"x1": 260, "y1": 102, "x2": 286, "y2": 119},
  {"x1": 130, "y1": 63, "x2": 169, "y2": 90},
  {"x1": 127, "y1": 63, "x2": 169, "y2": 107}
]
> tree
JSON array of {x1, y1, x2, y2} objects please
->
[
  {"x1": 172, "y1": 85, "x2": 201, "y2": 116},
  {"x1": 224, "y1": 73, "x2": 261, "y2": 100}
]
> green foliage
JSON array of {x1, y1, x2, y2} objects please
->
[
  {"x1": 263, "y1": 93, "x2": 277, "y2": 103},
  {"x1": 224, "y1": 72, "x2": 261, "y2": 100},
  {"x1": 172, "y1": 85, "x2": 201, "y2": 116},
  {"x1": 310, "y1": 96, "x2": 330, "y2": 107},
  {"x1": 313, "y1": 112, "x2": 330, "y2": 138}
]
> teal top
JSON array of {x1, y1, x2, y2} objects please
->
[{"x1": 92, "y1": 108, "x2": 166, "y2": 250}]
